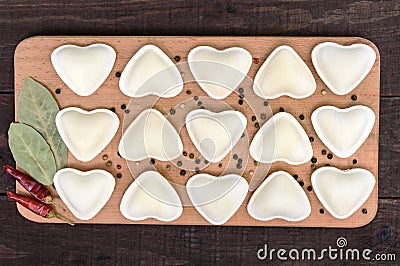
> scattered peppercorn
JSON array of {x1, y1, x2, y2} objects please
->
[
  {"x1": 311, "y1": 157, "x2": 317, "y2": 163},
  {"x1": 180, "y1": 170, "x2": 186, "y2": 176}
]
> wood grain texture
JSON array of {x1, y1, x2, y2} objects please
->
[
  {"x1": 0, "y1": 196, "x2": 398, "y2": 265},
  {"x1": 0, "y1": 0, "x2": 398, "y2": 95},
  {"x1": 14, "y1": 36, "x2": 379, "y2": 227},
  {"x1": 0, "y1": 0, "x2": 398, "y2": 264}
]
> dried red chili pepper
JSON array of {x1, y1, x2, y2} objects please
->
[
  {"x1": 7, "y1": 192, "x2": 74, "y2": 225},
  {"x1": 3, "y1": 165, "x2": 64, "y2": 210}
]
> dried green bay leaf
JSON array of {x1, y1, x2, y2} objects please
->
[
  {"x1": 18, "y1": 77, "x2": 67, "y2": 170},
  {"x1": 8, "y1": 123, "x2": 57, "y2": 185}
]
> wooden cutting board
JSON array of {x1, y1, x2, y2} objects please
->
[{"x1": 14, "y1": 36, "x2": 379, "y2": 227}]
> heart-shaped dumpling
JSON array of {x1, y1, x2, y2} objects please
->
[
  {"x1": 249, "y1": 112, "x2": 313, "y2": 164},
  {"x1": 311, "y1": 167, "x2": 375, "y2": 219},
  {"x1": 120, "y1": 171, "x2": 183, "y2": 221},
  {"x1": 185, "y1": 109, "x2": 247, "y2": 162},
  {"x1": 188, "y1": 46, "x2": 252, "y2": 99},
  {"x1": 119, "y1": 109, "x2": 183, "y2": 161},
  {"x1": 247, "y1": 171, "x2": 311, "y2": 221},
  {"x1": 54, "y1": 168, "x2": 115, "y2": 220},
  {"x1": 312, "y1": 42, "x2": 376, "y2": 95},
  {"x1": 311, "y1": 105, "x2": 375, "y2": 158},
  {"x1": 253, "y1": 45, "x2": 316, "y2": 99},
  {"x1": 119, "y1": 44, "x2": 183, "y2": 98},
  {"x1": 56, "y1": 107, "x2": 120, "y2": 162},
  {"x1": 186, "y1": 173, "x2": 248, "y2": 225},
  {"x1": 51, "y1": 43, "x2": 116, "y2": 96}
]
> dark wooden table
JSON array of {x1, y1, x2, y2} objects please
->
[{"x1": 0, "y1": 1, "x2": 398, "y2": 265}]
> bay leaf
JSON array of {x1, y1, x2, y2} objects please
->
[
  {"x1": 18, "y1": 77, "x2": 67, "y2": 170},
  {"x1": 8, "y1": 123, "x2": 57, "y2": 185}
]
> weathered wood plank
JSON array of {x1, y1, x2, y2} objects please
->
[
  {"x1": 0, "y1": 0, "x2": 398, "y2": 95},
  {"x1": 0, "y1": 0, "x2": 398, "y2": 263},
  {"x1": 0, "y1": 196, "x2": 398, "y2": 265}
]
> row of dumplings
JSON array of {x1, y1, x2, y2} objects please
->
[
  {"x1": 51, "y1": 42, "x2": 376, "y2": 99},
  {"x1": 54, "y1": 166, "x2": 375, "y2": 224},
  {"x1": 56, "y1": 104, "x2": 375, "y2": 164}
]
